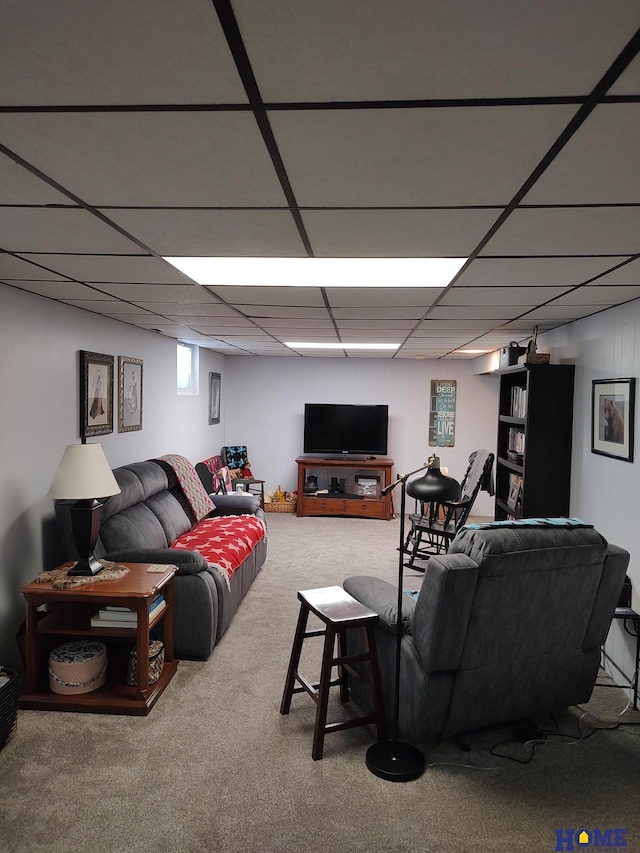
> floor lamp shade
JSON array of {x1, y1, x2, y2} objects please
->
[
  {"x1": 48, "y1": 444, "x2": 121, "y2": 576},
  {"x1": 406, "y1": 455, "x2": 461, "y2": 504}
]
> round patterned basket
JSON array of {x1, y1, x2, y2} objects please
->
[
  {"x1": 0, "y1": 667, "x2": 21, "y2": 750},
  {"x1": 264, "y1": 499, "x2": 297, "y2": 513}
]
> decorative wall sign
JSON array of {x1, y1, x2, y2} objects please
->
[
  {"x1": 118, "y1": 356, "x2": 143, "y2": 432},
  {"x1": 209, "y1": 372, "x2": 221, "y2": 425},
  {"x1": 80, "y1": 350, "x2": 114, "y2": 438},
  {"x1": 429, "y1": 379, "x2": 457, "y2": 447},
  {"x1": 591, "y1": 378, "x2": 635, "y2": 462}
]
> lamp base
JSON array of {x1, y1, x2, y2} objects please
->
[
  {"x1": 68, "y1": 555, "x2": 105, "y2": 577},
  {"x1": 366, "y1": 740, "x2": 425, "y2": 782}
]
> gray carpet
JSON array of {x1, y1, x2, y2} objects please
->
[{"x1": 2, "y1": 513, "x2": 639, "y2": 853}]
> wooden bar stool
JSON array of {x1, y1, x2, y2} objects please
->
[{"x1": 280, "y1": 586, "x2": 387, "y2": 760}]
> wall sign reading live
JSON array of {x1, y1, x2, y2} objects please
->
[{"x1": 429, "y1": 379, "x2": 456, "y2": 448}]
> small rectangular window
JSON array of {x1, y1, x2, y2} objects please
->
[{"x1": 177, "y1": 342, "x2": 198, "y2": 394}]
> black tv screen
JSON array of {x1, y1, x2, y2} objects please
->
[{"x1": 303, "y1": 403, "x2": 389, "y2": 456}]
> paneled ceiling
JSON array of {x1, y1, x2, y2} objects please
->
[{"x1": 1, "y1": 1, "x2": 639, "y2": 359}]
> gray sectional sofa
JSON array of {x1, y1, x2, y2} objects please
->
[{"x1": 55, "y1": 458, "x2": 267, "y2": 660}]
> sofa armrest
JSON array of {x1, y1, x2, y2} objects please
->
[
  {"x1": 207, "y1": 493, "x2": 261, "y2": 516},
  {"x1": 105, "y1": 548, "x2": 208, "y2": 575},
  {"x1": 343, "y1": 575, "x2": 415, "y2": 634}
]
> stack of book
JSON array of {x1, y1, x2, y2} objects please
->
[{"x1": 90, "y1": 595, "x2": 165, "y2": 629}]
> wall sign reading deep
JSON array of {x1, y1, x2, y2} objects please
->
[{"x1": 429, "y1": 379, "x2": 457, "y2": 447}]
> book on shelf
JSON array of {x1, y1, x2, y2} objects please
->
[
  {"x1": 506, "y1": 473, "x2": 523, "y2": 511},
  {"x1": 90, "y1": 595, "x2": 165, "y2": 628},
  {"x1": 510, "y1": 386, "x2": 527, "y2": 418}
]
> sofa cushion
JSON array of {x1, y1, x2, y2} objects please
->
[
  {"x1": 100, "y1": 503, "x2": 170, "y2": 552},
  {"x1": 208, "y1": 493, "x2": 260, "y2": 515},
  {"x1": 101, "y1": 462, "x2": 169, "y2": 520}
]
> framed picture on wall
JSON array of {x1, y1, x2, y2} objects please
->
[
  {"x1": 591, "y1": 378, "x2": 635, "y2": 462},
  {"x1": 80, "y1": 350, "x2": 114, "y2": 437},
  {"x1": 209, "y1": 372, "x2": 221, "y2": 425},
  {"x1": 118, "y1": 356, "x2": 143, "y2": 432}
]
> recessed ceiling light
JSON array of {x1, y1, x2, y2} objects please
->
[
  {"x1": 163, "y1": 257, "x2": 467, "y2": 288},
  {"x1": 285, "y1": 342, "x2": 400, "y2": 350}
]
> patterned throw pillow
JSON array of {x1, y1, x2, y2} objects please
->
[{"x1": 223, "y1": 446, "x2": 249, "y2": 470}]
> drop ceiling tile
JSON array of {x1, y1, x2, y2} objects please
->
[
  {"x1": 186, "y1": 316, "x2": 256, "y2": 327},
  {"x1": 63, "y1": 300, "x2": 151, "y2": 314},
  {"x1": 427, "y1": 306, "x2": 525, "y2": 320},
  {"x1": 523, "y1": 305, "x2": 603, "y2": 321},
  {"x1": 440, "y1": 286, "x2": 568, "y2": 306},
  {"x1": 550, "y1": 285, "x2": 640, "y2": 306},
  {"x1": 482, "y1": 208, "x2": 640, "y2": 256},
  {"x1": 16, "y1": 254, "x2": 194, "y2": 284},
  {"x1": 258, "y1": 318, "x2": 335, "y2": 329},
  {"x1": 0, "y1": 0, "x2": 247, "y2": 105},
  {"x1": 270, "y1": 106, "x2": 576, "y2": 206},
  {"x1": 96, "y1": 283, "x2": 220, "y2": 303},
  {"x1": 610, "y1": 52, "x2": 640, "y2": 95},
  {"x1": 455, "y1": 257, "x2": 626, "y2": 286},
  {"x1": 417, "y1": 319, "x2": 502, "y2": 330},
  {"x1": 326, "y1": 287, "x2": 445, "y2": 308},
  {"x1": 524, "y1": 105, "x2": 640, "y2": 204},
  {"x1": 244, "y1": 306, "x2": 330, "y2": 319},
  {"x1": 0, "y1": 156, "x2": 70, "y2": 205},
  {"x1": 302, "y1": 209, "x2": 499, "y2": 256},
  {"x1": 0, "y1": 113, "x2": 287, "y2": 206},
  {"x1": 593, "y1": 258, "x2": 640, "y2": 285},
  {"x1": 3, "y1": 280, "x2": 108, "y2": 300},
  {"x1": 0, "y1": 208, "x2": 145, "y2": 253},
  {"x1": 0, "y1": 254, "x2": 69, "y2": 280},
  {"x1": 208, "y1": 287, "x2": 326, "y2": 306},
  {"x1": 190, "y1": 324, "x2": 260, "y2": 334},
  {"x1": 110, "y1": 314, "x2": 169, "y2": 326},
  {"x1": 332, "y1": 307, "x2": 424, "y2": 320},
  {"x1": 238, "y1": 1, "x2": 639, "y2": 100},
  {"x1": 105, "y1": 209, "x2": 306, "y2": 256},
  {"x1": 335, "y1": 320, "x2": 416, "y2": 330},
  {"x1": 142, "y1": 303, "x2": 240, "y2": 317}
]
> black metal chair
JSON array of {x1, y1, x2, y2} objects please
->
[{"x1": 404, "y1": 449, "x2": 495, "y2": 570}]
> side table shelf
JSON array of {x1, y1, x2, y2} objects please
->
[
  {"x1": 600, "y1": 607, "x2": 640, "y2": 711},
  {"x1": 19, "y1": 562, "x2": 178, "y2": 716}
]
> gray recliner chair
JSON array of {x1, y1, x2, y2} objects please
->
[{"x1": 344, "y1": 521, "x2": 629, "y2": 744}]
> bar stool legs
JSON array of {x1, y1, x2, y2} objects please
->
[{"x1": 280, "y1": 586, "x2": 387, "y2": 760}]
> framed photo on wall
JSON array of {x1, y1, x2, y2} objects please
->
[
  {"x1": 118, "y1": 356, "x2": 143, "y2": 432},
  {"x1": 209, "y1": 372, "x2": 221, "y2": 425},
  {"x1": 80, "y1": 350, "x2": 114, "y2": 437},
  {"x1": 591, "y1": 378, "x2": 635, "y2": 462}
]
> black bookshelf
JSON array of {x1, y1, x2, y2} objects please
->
[{"x1": 495, "y1": 364, "x2": 575, "y2": 520}]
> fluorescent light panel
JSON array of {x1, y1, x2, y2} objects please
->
[
  {"x1": 163, "y1": 257, "x2": 467, "y2": 288},
  {"x1": 285, "y1": 342, "x2": 399, "y2": 350}
]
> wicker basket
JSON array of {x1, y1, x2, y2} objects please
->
[
  {"x1": 0, "y1": 667, "x2": 20, "y2": 750},
  {"x1": 264, "y1": 499, "x2": 297, "y2": 513}
]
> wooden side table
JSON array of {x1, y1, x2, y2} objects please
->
[{"x1": 19, "y1": 562, "x2": 178, "y2": 716}]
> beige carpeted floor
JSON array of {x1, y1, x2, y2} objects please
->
[{"x1": 2, "y1": 513, "x2": 639, "y2": 853}]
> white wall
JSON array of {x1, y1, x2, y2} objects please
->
[
  {"x1": 0, "y1": 284, "x2": 226, "y2": 666},
  {"x1": 224, "y1": 356, "x2": 499, "y2": 511},
  {"x1": 538, "y1": 304, "x2": 639, "y2": 696}
]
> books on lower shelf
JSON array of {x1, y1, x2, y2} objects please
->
[
  {"x1": 90, "y1": 595, "x2": 165, "y2": 629},
  {"x1": 507, "y1": 473, "x2": 523, "y2": 512}
]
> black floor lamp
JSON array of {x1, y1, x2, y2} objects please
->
[{"x1": 366, "y1": 454, "x2": 460, "y2": 782}]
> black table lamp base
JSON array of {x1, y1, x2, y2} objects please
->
[{"x1": 366, "y1": 740, "x2": 425, "y2": 782}]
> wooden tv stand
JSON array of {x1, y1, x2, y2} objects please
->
[{"x1": 296, "y1": 455, "x2": 394, "y2": 520}]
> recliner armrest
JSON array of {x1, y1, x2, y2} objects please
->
[
  {"x1": 105, "y1": 548, "x2": 209, "y2": 575},
  {"x1": 343, "y1": 576, "x2": 415, "y2": 634}
]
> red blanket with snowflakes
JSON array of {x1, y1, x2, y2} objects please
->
[{"x1": 171, "y1": 515, "x2": 266, "y2": 586}]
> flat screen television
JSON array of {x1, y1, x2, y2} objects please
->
[{"x1": 303, "y1": 403, "x2": 389, "y2": 456}]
